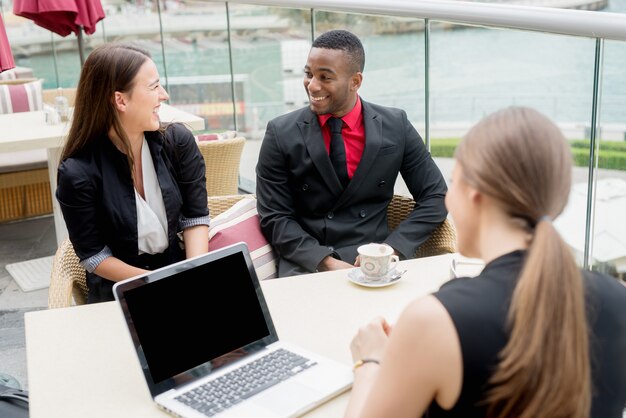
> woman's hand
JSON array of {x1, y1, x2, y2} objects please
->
[{"x1": 350, "y1": 317, "x2": 392, "y2": 363}]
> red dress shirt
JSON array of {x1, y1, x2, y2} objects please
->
[{"x1": 318, "y1": 96, "x2": 365, "y2": 179}]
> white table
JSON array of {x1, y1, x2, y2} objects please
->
[
  {"x1": 0, "y1": 104, "x2": 205, "y2": 244},
  {"x1": 25, "y1": 254, "x2": 456, "y2": 418}
]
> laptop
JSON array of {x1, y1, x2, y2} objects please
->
[{"x1": 113, "y1": 242, "x2": 353, "y2": 418}]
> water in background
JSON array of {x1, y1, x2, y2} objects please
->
[{"x1": 14, "y1": 0, "x2": 626, "y2": 129}]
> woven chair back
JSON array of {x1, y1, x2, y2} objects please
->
[
  {"x1": 48, "y1": 238, "x2": 88, "y2": 309},
  {"x1": 197, "y1": 137, "x2": 245, "y2": 196},
  {"x1": 386, "y1": 194, "x2": 457, "y2": 258},
  {"x1": 42, "y1": 87, "x2": 77, "y2": 107},
  {"x1": 0, "y1": 168, "x2": 52, "y2": 222},
  {"x1": 208, "y1": 194, "x2": 254, "y2": 217}
]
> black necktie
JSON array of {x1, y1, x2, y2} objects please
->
[{"x1": 327, "y1": 117, "x2": 349, "y2": 188}]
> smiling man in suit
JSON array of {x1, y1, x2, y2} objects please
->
[{"x1": 256, "y1": 29, "x2": 448, "y2": 277}]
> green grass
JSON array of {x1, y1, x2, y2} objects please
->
[
  {"x1": 429, "y1": 138, "x2": 626, "y2": 171},
  {"x1": 428, "y1": 138, "x2": 459, "y2": 158}
]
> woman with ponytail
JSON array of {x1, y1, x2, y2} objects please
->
[{"x1": 344, "y1": 106, "x2": 626, "y2": 418}]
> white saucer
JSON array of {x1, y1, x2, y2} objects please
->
[{"x1": 347, "y1": 268, "x2": 402, "y2": 288}]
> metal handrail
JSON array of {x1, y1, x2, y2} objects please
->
[{"x1": 212, "y1": 0, "x2": 626, "y2": 41}]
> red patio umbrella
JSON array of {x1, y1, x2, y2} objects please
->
[
  {"x1": 13, "y1": 0, "x2": 105, "y2": 66},
  {"x1": 0, "y1": 13, "x2": 16, "y2": 72}
]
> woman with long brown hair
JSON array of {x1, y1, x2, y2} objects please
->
[
  {"x1": 56, "y1": 43, "x2": 209, "y2": 303},
  {"x1": 345, "y1": 106, "x2": 626, "y2": 417}
]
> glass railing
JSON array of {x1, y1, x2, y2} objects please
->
[{"x1": 3, "y1": 0, "x2": 626, "y2": 276}]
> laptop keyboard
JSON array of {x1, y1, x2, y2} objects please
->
[{"x1": 176, "y1": 348, "x2": 318, "y2": 416}]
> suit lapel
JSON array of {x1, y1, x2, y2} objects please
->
[
  {"x1": 298, "y1": 110, "x2": 344, "y2": 196},
  {"x1": 336, "y1": 101, "x2": 382, "y2": 207}
]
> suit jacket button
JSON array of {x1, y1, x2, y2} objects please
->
[
  {"x1": 327, "y1": 212, "x2": 334, "y2": 219},
  {"x1": 378, "y1": 180, "x2": 386, "y2": 187},
  {"x1": 301, "y1": 184, "x2": 309, "y2": 191},
  {"x1": 359, "y1": 210, "x2": 366, "y2": 218}
]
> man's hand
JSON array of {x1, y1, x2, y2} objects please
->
[{"x1": 317, "y1": 255, "x2": 354, "y2": 272}]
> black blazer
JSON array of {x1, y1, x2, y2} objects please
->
[
  {"x1": 56, "y1": 123, "x2": 208, "y2": 300},
  {"x1": 256, "y1": 99, "x2": 448, "y2": 277}
]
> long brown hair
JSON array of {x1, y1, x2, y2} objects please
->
[
  {"x1": 455, "y1": 107, "x2": 590, "y2": 418},
  {"x1": 61, "y1": 43, "x2": 151, "y2": 172}
]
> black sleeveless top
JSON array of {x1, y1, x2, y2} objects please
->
[{"x1": 427, "y1": 250, "x2": 626, "y2": 417}]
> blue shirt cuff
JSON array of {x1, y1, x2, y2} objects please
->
[
  {"x1": 179, "y1": 215, "x2": 210, "y2": 230},
  {"x1": 80, "y1": 246, "x2": 113, "y2": 273}
]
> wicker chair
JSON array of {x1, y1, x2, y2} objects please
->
[
  {"x1": 386, "y1": 194, "x2": 456, "y2": 258},
  {"x1": 0, "y1": 88, "x2": 77, "y2": 223},
  {"x1": 48, "y1": 238, "x2": 88, "y2": 309},
  {"x1": 46, "y1": 194, "x2": 453, "y2": 309},
  {"x1": 197, "y1": 137, "x2": 246, "y2": 196},
  {"x1": 210, "y1": 194, "x2": 455, "y2": 258},
  {"x1": 208, "y1": 193, "x2": 253, "y2": 216},
  {"x1": 46, "y1": 194, "x2": 255, "y2": 309},
  {"x1": 0, "y1": 167, "x2": 52, "y2": 222},
  {"x1": 42, "y1": 87, "x2": 77, "y2": 107}
]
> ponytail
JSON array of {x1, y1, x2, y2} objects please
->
[{"x1": 485, "y1": 219, "x2": 590, "y2": 418}]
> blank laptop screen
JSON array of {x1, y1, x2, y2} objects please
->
[{"x1": 122, "y1": 251, "x2": 271, "y2": 384}]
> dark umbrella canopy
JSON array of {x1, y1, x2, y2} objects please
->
[
  {"x1": 13, "y1": 0, "x2": 104, "y2": 65},
  {"x1": 73, "y1": 0, "x2": 104, "y2": 35},
  {"x1": 14, "y1": 0, "x2": 104, "y2": 36},
  {"x1": 0, "y1": 14, "x2": 16, "y2": 72}
]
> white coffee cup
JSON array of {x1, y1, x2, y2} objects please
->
[{"x1": 357, "y1": 243, "x2": 399, "y2": 279}]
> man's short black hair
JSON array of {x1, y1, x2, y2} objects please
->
[{"x1": 312, "y1": 29, "x2": 365, "y2": 73}]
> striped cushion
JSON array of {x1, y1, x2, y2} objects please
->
[
  {"x1": 209, "y1": 197, "x2": 277, "y2": 280},
  {"x1": 0, "y1": 69, "x2": 17, "y2": 80},
  {"x1": 0, "y1": 79, "x2": 43, "y2": 114}
]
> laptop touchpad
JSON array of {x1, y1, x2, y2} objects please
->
[{"x1": 254, "y1": 381, "x2": 322, "y2": 415}]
